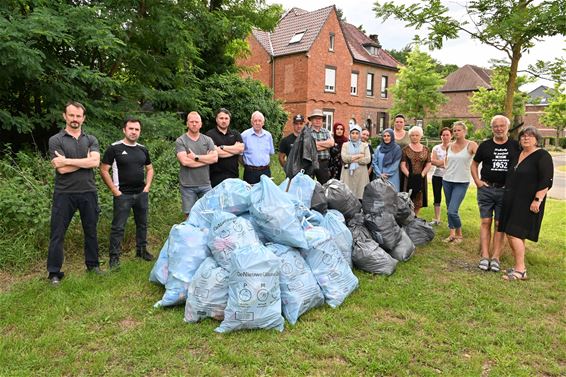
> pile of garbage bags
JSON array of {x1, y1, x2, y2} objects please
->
[{"x1": 150, "y1": 173, "x2": 435, "y2": 333}]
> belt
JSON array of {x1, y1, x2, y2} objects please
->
[
  {"x1": 319, "y1": 158, "x2": 329, "y2": 161},
  {"x1": 484, "y1": 180, "x2": 505, "y2": 188},
  {"x1": 244, "y1": 165, "x2": 270, "y2": 171}
]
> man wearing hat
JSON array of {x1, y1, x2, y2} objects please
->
[
  {"x1": 308, "y1": 109, "x2": 334, "y2": 184},
  {"x1": 278, "y1": 114, "x2": 305, "y2": 167}
]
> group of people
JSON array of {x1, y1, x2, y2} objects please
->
[{"x1": 46, "y1": 102, "x2": 553, "y2": 285}]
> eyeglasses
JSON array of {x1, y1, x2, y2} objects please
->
[{"x1": 520, "y1": 134, "x2": 535, "y2": 139}]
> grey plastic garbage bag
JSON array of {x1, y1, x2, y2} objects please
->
[
  {"x1": 347, "y1": 212, "x2": 373, "y2": 242},
  {"x1": 154, "y1": 223, "x2": 210, "y2": 307},
  {"x1": 364, "y1": 211, "x2": 402, "y2": 252},
  {"x1": 208, "y1": 212, "x2": 260, "y2": 271},
  {"x1": 323, "y1": 179, "x2": 362, "y2": 220},
  {"x1": 279, "y1": 171, "x2": 316, "y2": 208},
  {"x1": 184, "y1": 257, "x2": 229, "y2": 323},
  {"x1": 215, "y1": 244, "x2": 284, "y2": 333},
  {"x1": 403, "y1": 217, "x2": 435, "y2": 246},
  {"x1": 395, "y1": 191, "x2": 415, "y2": 225},
  {"x1": 310, "y1": 181, "x2": 328, "y2": 215},
  {"x1": 187, "y1": 178, "x2": 252, "y2": 228},
  {"x1": 320, "y1": 210, "x2": 353, "y2": 268},
  {"x1": 149, "y1": 238, "x2": 169, "y2": 285},
  {"x1": 301, "y1": 226, "x2": 358, "y2": 308},
  {"x1": 362, "y1": 177, "x2": 398, "y2": 215},
  {"x1": 250, "y1": 175, "x2": 308, "y2": 249},
  {"x1": 352, "y1": 238, "x2": 398, "y2": 275},
  {"x1": 389, "y1": 229, "x2": 416, "y2": 261},
  {"x1": 265, "y1": 243, "x2": 324, "y2": 325}
]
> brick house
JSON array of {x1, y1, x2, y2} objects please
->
[
  {"x1": 237, "y1": 5, "x2": 400, "y2": 136},
  {"x1": 523, "y1": 85, "x2": 563, "y2": 138},
  {"x1": 436, "y1": 65, "x2": 492, "y2": 129}
]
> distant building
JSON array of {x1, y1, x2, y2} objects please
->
[
  {"x1": 523, "y1": 85, "x2": 563, "y2": 138},
  {"x1": 237, "y1": 5, "x2": 400, "y2": 136}
]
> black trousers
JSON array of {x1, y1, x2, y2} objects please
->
[
  {"x1": 243, "y1": 167, "x2": 271, "y2": 185},
  {"x1": 315, "y1": 159, "x2": 331, "y2": 185},
  {"x1": 47, "y1": 192, "x2": 100, "y2": 278},
  {"x1": 109, "y1": 192, "x2": 149, "y2": 258}
]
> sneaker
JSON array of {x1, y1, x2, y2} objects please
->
[
  {"x1": 478, "y1": 258, "x2": 490, "y2": 271},
  {"x1": 136, "y1": 249, "x2": 154, "y2": 261},
  {"x1": 49, "y1": 275, "x2": 61, "y2": 285},
  {"x1": 86, "y1": 266, "x2": 105, "y2": 275},
  {"x1": 109, "y1": 257, "x2": 120, "y2": 270}
]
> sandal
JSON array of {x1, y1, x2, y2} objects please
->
[
  {"x1": 452, "y1": 237, "x2": 463, "y2": 244},
  {"x1": 478, "y1": 258, "x2": 489, "y2": 271},
  {"x1": 442, "y1": 236, "x2": 455, "y2": 243},
  {"x1": 503, "y1": 270, "x2": 528, "y2": 281},
  {"x1": 489, "y1": 259, "x2": 500, "y2": 272}
]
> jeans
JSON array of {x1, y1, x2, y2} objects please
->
[
  {"x1": 442, "y1": 181, "x2": 469, "y2": 229},
  {"x1": 109, "y1": 192, "x2": 149, "y2": 258},
  {"x1": 180, "y1": 184, "x2": 211, "y2": 214},
  {"x1": 47, "y1": 191, "x2": 100, "y2": 277}
]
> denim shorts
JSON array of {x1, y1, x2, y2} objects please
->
[
  {"x1": 180, "y1": 184, "x2": 211, "y2": 214},
  {"x1": 477, "y1": 185, "x2": 504, "y2": 220}
]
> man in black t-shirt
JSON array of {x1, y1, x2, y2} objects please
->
[
  {"x1": 206, "y1": 108, "x2": 244, "y2": 187},
  {"x1": 278, "y1": 114, "x2": 305, "y2": 167},
  {"x1": 471, "y1": 115, "x2": 520, "y2": 272},
  {"x1": 101, "y1": 118, "x2": 154, "y2": 268}
]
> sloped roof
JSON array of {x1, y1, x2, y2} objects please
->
[
  {"x1": 251, "y1": 6, "x2": 334, "y2": 57},
  {"x1": 441, "y1": 65, "x2": 492, "y2": 92},
  {"x1": 527, "y1": 85, "x2": 553, "y2": 104},
  {"x1": 340, "y1": 22, "x2": 399, "y2": 69}
]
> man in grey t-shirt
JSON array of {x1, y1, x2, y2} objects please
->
[{"x1": 175, "y1": 111, "x2": 218, "y2": 217}]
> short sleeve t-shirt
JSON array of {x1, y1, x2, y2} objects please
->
[
  {"x1": 431, "y1": 144, "x2": 448, "y2": 177},
  {"x1": 175, "y1": 133, "x2": 216, "y2": 187},
  {"x1": 102, "y1": 141, "x2": 151, "y2": 194},
  {"x1": 205, "y1": 127, "x2": 243, "y2": 181},
  {"x1": 279, "y1": 133, "x2": 297, "y2": 157},
  {"x1": 48, "y1": 129, "x2": 99, "y2": 193},
  {"x1": 474, "y1": 138, "x2": 520, "y2": 185}
]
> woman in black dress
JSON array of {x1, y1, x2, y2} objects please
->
[
  {"x1": 498, "y1": 126, "x2": 554, "y2": 281},
  {"x1": 329, "y1": 122, "x2": 349, "y2": 180}
]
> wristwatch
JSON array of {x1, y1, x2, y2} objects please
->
[
  {"x1": 220, "y1": 145, "x2": 225, "y2": 150},
  {"x1": 194, "y1": 155, "x2": 199, "y2": 161},
  {"x1": 533, "y1": 197, "x2": 541, "y2": 202}
]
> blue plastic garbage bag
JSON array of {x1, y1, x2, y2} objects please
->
[
  {"x1": 250, "y1": 175, "x2": 308, "y2": 249},
  {"x1": 187, "y1": 178, "x2": 252, "y2": 228},
  {"x1": 279, "y1": 171, "x2": 316, "y2": 208},
  {"x1": 153, "y1": 223, "x2": 210, "y2": 307},
  {"x1": 215, "y1": 244, "x2": 284, "y2": 333},
  {"x1": 184, "y1": 257, "x2": 229, "y2": 323},
  {"x1": 149, "y1": 238, "x2": 169, "y2": 285},
  {"x1": 304, "y1": 209, "x2": 324, "y2": 226},
  {"x1": 208, "y1": 212, "x2": 260, "y2": 271},
  {"x1": 265, "y1": 243, "x2": 324, "y2": 325},
  {"x1": 239, "y1": 212, "x2": 268, "y2": 244},
  {"x1": 320, "y1": 210, "x2": 353, "y2": 268},
  {"x1": 301, "y1": 226, "x2": 358, "y2": 308}
]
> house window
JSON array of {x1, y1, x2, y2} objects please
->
[
  {"x1": 351, "y1": 72, "x2": 358, "y2": 95},
  {"x1": 289, "y1": 30, "x2": 306, "y2": 44},
  {"x1": 378, "y1": 112, "x2": 388, "y2": 133},
  {"x1": 325, "y1": 67, "x2": 336, "y2": 92},
  {"x1": 366, "y1": 73, "x2": 374, "y2": 97},
  {"x1": 329, "y1": 33, "x2": 335, "y2": 51},
  {"x1": 381, "y1": 75, "x2": 388, "y2": 98},
  {"x1": 364, "y1": 45, "x2": 379, "y2": 56},
  {"x1": 323, "y1": 110, "x2": 334, "y2": 132}
]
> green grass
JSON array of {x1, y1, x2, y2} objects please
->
[{"x1": 1, "y1": 163, "x2": 565, "y2": 376}]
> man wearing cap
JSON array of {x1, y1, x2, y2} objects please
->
[
  {"x1": 278, "y1": 114, "x2": 305, "y2": 167},
  {"x1": 206, "y1": 108, "x2": 244, "y2": 187},
  {"x1": 308, "y1": 109, "x2": 334, "y2": 184},
  {"x1": 241, "y1": 111, "x2": 275, "y2": 184}
]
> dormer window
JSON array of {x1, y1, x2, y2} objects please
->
[
  {"x1": 289, "y1": 30, "x2": 306, "y2": 44},
  {"x1": 364, "y1": 44, "x2": 379, "y2": 56}
]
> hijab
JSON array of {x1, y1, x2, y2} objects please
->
[
  {"x1": 379, "y1": 128, "x2": 401, "y2": 167},
  {"x1": 333, "y1": 122, "x2": 349, "y2": 145},
  {"x1": 348, "y1": 125, "x2": 363, "y2": 174}
]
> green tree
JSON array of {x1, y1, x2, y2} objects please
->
[
  {"x1": 469, "y1": 65, "x2": 530, "y2": 126},
  {"x1": 374, "y1": 0, "x2": 566, "y2": 127},
  {"x1": 387, "y1": 45, "x2": 458, "y2": 77},
  {"x1": 541, "y1": 88, "x2": 566, "y2": 146},
  {"x1": 390, "y1": 47, "x2": 447, "y2": 123}
]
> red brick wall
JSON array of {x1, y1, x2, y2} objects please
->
[
  {"x1": 238, "y1": 36, "x2": 272, "y2": 87},
  {"x1": 437, "y1": 91, "x2": 484, "y2": 129}
]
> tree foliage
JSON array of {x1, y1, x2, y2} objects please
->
[
  {"x1": 390, "y1": 47, "x2": 447, "y2": 122},
  {"x1": 374, "y1": 0, "x2": 566, "y2": 124},
  {"x1": 0, "y1": 0, "x2": 284, "y2": 146},
  {"x1": 538, "y1": 56, "x2": 566, "y2": 144},
  {"x1": 387, "y1": 45, "x2": 458, "y2": 77},
  {"x1": 469, "y1": 65, "x2": 530, "y2": 126}
]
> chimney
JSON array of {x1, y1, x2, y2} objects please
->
[{"x1": 369, "y1": 34, "x2": 381, "y2": 48}]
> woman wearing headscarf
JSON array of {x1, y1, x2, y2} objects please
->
[
  {"x1": 372, "y1": 128, "x2": 402, "y2": 191},
  {"x1": 329, "y1": 122, "x2": 349, "y2": 180},
  {"x1": 340, "y1": 125, "x2": 371, "y2": 199}
]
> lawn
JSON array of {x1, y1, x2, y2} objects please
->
[{"x1": 1, "y1": 180, "x2": 565, "y2": 376}]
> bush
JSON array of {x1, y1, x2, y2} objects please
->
[
  {"x1": 425, "y1": 120, "x2": 441, "y2": 138},
  {"x1": 560, "y1": 137, "x2": 566, "y2": 149}
]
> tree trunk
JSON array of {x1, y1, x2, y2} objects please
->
[{"x1": 506, "y1": 44, "x2": 522, "y2": 138}]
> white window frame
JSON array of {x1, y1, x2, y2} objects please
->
[
  {"x1": 350, "y1": 72, "x2": 358, "y2": 95},
  {"x1": 289, "y1": 30, "x2": 306, "y2": 44},
  {"x1": 329, "y1": 33, "x2": 335, "y2": 51},
  {"x1": 366, "y1": 73, "x2": 374, "y2": 97},
  {"x1": 323, "y1": 111, "x2": 334, "y2": 132},
  {"x1": 325, "y1": 67, "x2": 336, "y2": 93},
  {"x1": 381, "y1": 75, "x2": 388, "y2": 98}
]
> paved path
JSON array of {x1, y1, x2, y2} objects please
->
[{"x1": 549, "y1": 154, "x2": 566, "y2": 200}]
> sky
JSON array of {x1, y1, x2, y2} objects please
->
[{"x1": 266, "y1": 0, "x2": 565, "y2": 92}]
